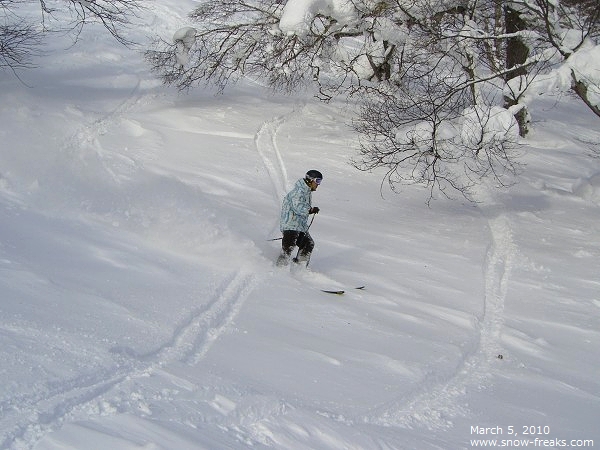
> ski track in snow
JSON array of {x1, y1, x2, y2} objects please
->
[
  {"x1": 254, "y1": 104, "x2": 518, "y2": 432},
  {"x1": 2, "y1": 98, "x2": 317, "y2": 450},
  {"x1": 61, "y1": 79, "x2": 149, "y2": 183},
  {"x1": 366, "y1": 208, "x2": 516, "y2": 431},
  {"x1": 254, "y1": 103, "x2": 298, "y2": 242},
  {"x1": 0, "y1": 83, "x2": 263, "y2": 450},
  {"x1": 183, "y1": 269, "x2": 259, "y2": 366},
  {"x1": 1, "y1": 268, "x2": 260, "y2": 450},
  {"x1": 255, "y1": 103, "x2": 307, "y2": 203},
  {"x1": 110, "y1": 269, "x2": 259, "y2": 367},
  {"x1": 2, "y1": 84, "x2": 525, "y2": 445}
]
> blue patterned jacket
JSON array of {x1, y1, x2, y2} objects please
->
[{"x1": 280, "y1": 178, "x2": 312, "y2": 232}]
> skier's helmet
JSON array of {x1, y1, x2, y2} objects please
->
[{"x1": 305, "y1": 170, "x2": 323, "y2": 183}]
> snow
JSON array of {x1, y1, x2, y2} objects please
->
[
  {"x1": 1, "y1": 1, "x2": 600, "y2": 450},
  {"x1": 173, "y1": 27, "x2": 197, "y2": 67},
  {"x1": 279, "y1": 0, "x2": 359, "y2": 37},
  {"x1": 461, "y1": 106, "x2": 520, "y2": 150},
  {"x1": 516, "y1": 39, "x2": 600, "y2": 109},
  {"x1": 564, "y1": 43, "x2": 600, "y2": 106}
]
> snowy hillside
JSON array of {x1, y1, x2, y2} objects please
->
[{"x1": 1, "y1": 2, "x2": 599, "y2": 449}]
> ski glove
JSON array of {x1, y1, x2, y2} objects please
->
[{"x1": 309, "y1": 207, "x2": 320, "y2": 214}]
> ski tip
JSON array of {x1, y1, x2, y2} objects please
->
[{"x1": 321, "y1": 286, "x2": 364, "y2": 295}]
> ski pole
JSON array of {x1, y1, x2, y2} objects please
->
[{"x1": 305, "y1": 212, "x2": 316, "y2": 232}]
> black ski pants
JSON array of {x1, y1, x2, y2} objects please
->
[{"x1": 281, "y1": 230, "x2": 314, "y2": 257}]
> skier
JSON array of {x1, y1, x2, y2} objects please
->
[{"x1": 276, "y1": 170, "x2": 322, "y2": 267}]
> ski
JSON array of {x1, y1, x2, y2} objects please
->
[{"x1": 321, "y1": 286, "x2": 365, "y2": 295}]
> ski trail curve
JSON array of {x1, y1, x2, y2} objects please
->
[
  {"x1": 255, "y1": 103, "x2": 306, "y2": 204},
  {"x1": 255, "y1": 103, "x2": 307, "y2": 240},
  {"x1": 366, "y1": 213, "x2": 516, "y2": 430},
  {"x1": 111, "y1": 268, "x2": 260, "y2": 367},
  {"x1": 1, "y1": 268, "x2": 260, "y2": 449},
  {"x1": 185, "y1": 269, "x2": 259, "y2": 365},
  {"x1": 255, "y1": 115, "x2": 288, "y2": 202}
]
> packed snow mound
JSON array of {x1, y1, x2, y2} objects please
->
[
  {"x1": 173, "y1": 26, "x2": 197, "y2": 67},
  {"x1": 461, "y1": 106, "x2": 520, "y2": 150},
  {"x1": 573, "y1": 172, "x2": 600, "y2": 204},
  {"x1": 279, "y1": 0, "x2": 358, "y2": 36}
]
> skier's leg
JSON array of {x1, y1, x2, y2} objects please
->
[
  {"x1": 277, "y1": 230, "x2": 299, "y2": 266},
  {"x1": 295, "y1": 232, "x2": 314, "y2": 265}
]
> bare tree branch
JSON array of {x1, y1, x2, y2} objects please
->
[
  {"x1": 1, "y1": 0, "x2": 144, "y2": 76},
  {"x1": 144, "y1": 0, "x2": 599, "y2": 202}
]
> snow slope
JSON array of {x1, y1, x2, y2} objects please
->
[{"x1": 1, "y1": 2, "x2": 599, "y2": 449}]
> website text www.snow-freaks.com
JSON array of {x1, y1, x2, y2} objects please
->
[
  {"x1": 470, "y1": 438, "x2": 595, "y2": 448},
  {"x1": 469, "y1": 426, "x2": 594, "y2": 448},
  {"x1": 471, "y1": 438, "x2": 594, "y2": 448}
]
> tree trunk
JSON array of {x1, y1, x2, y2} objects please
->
[
  {"x1": 504, "y1": 6, "x2": 530, "y2": 136},
  {"x1": 505, "y1": 6, "x2": 529, "y2": 81}
]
